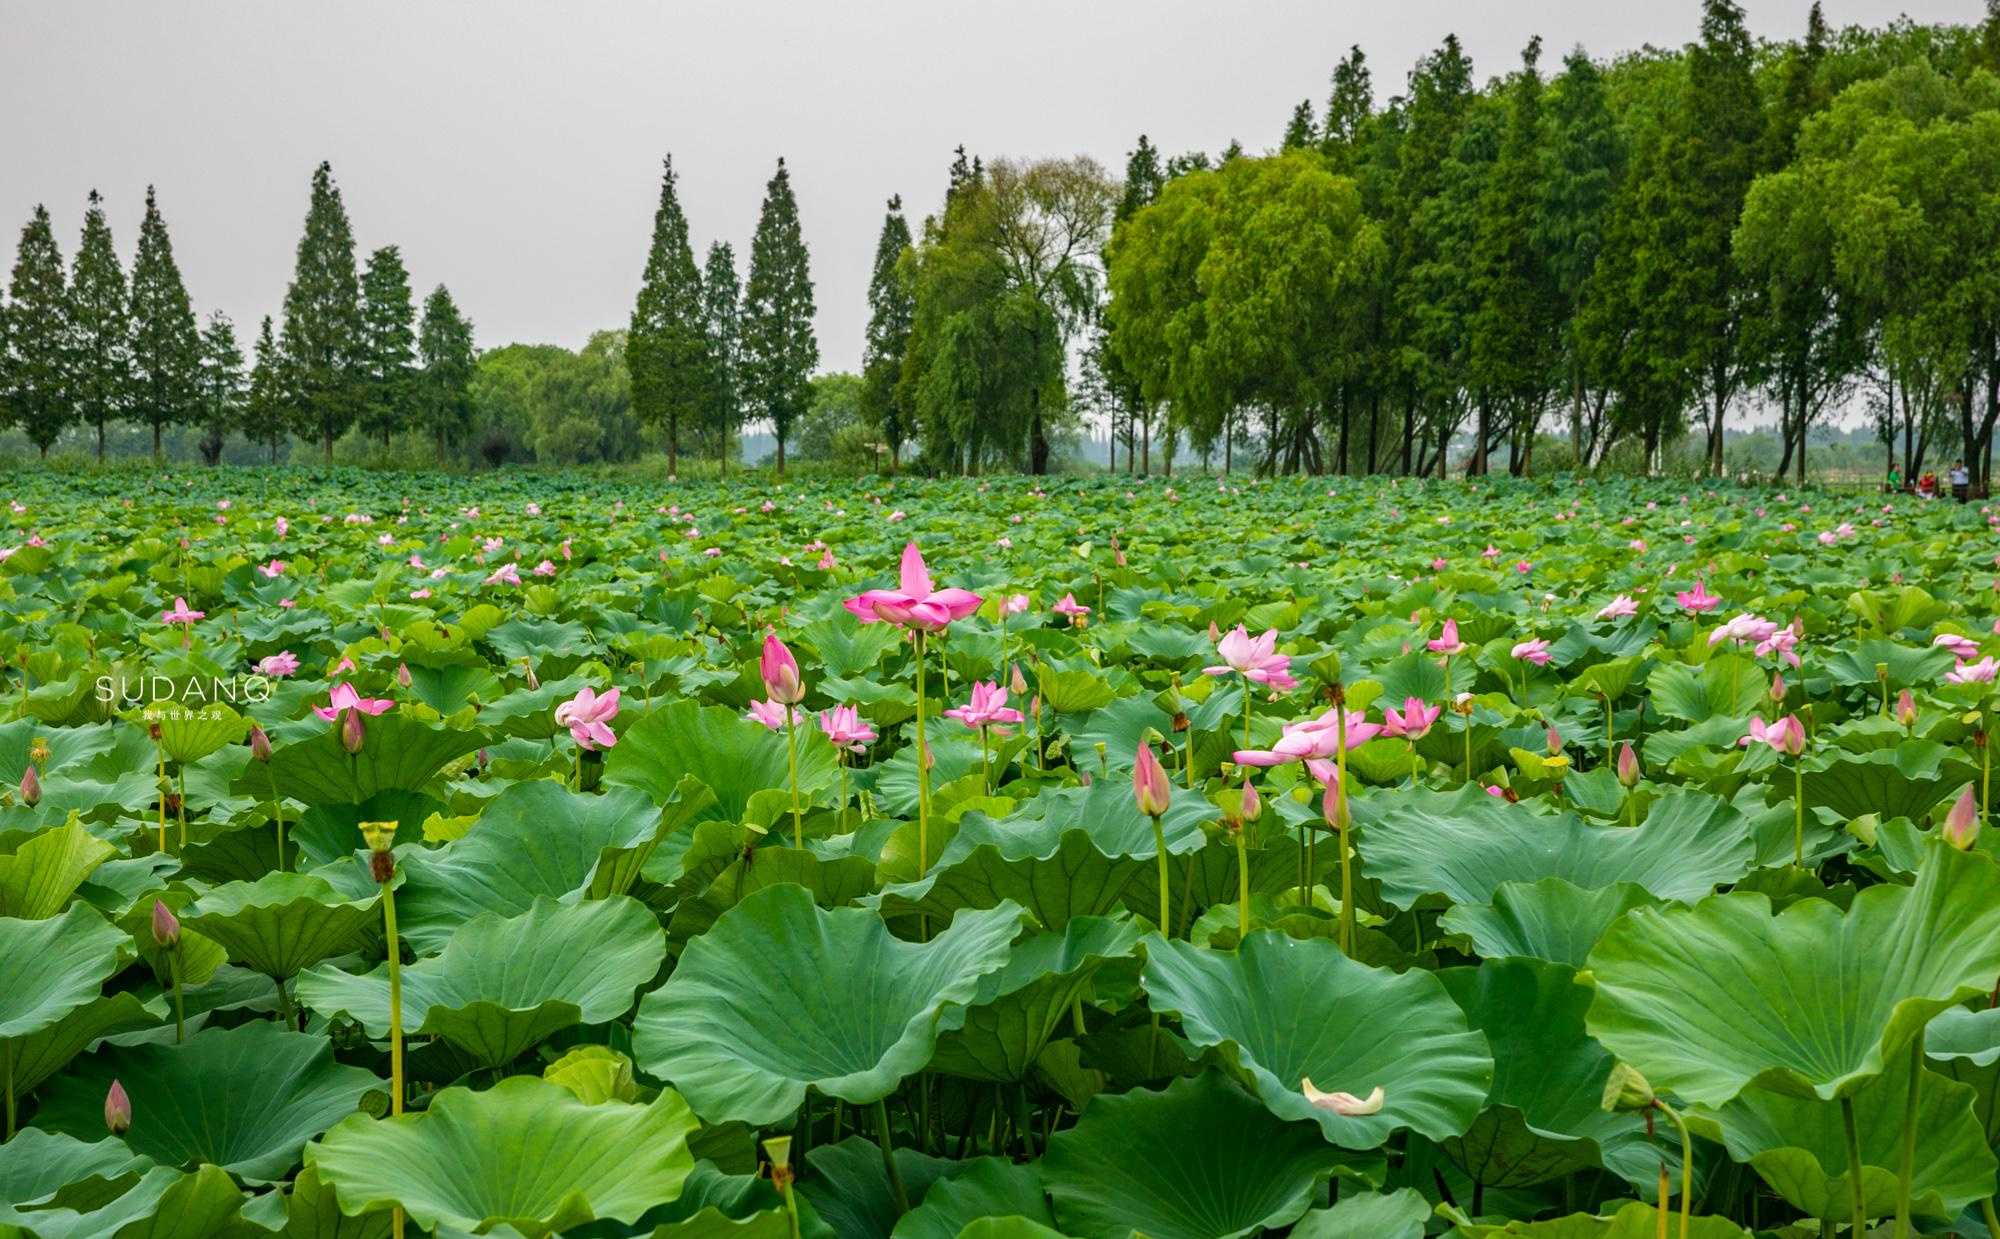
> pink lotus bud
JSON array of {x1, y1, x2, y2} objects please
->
[
  {"x1": 1010, "y1": 663, "x2": 1028, "y2": 696},
  {"x1": 1772, "y1": 714, "x2": 1807, "y2": 758},
  {"x1": 1895, "y1": 690, "x2": 1918, "y2": 728},
  {"x1": 1239, "y1": 781, "x2": 1261, "y2": 822},
  {"x1": 1945, "y1": 784, "x2": 1981, "y2": 850},
  {"x1": 104, "y1": 1080, "x2": 131, "y2": 1134},
  {"x1": 760, "y1": 634, "x2": 805, "y2": 704},
  {"x1": 18, "y1": 764, "x2": 39, "y2": 807},
  {"x1": 340, "y1": 708, "x2": 366, "y2": 755},
  {"x1": 1769, "y1": 672, "x2": 1786, "y2": 702},
  {"x1": 1133, "y1": 741, "x2": 1172, "y2": 818},
  {"x1": 1319, "y1": 774, "x2": 1351, "y2": 830},
  {"x1": 150, "y1": 899, "x2": 179, "y2": 948},
  {"x1": 1546, "y1": 725, "x2": 1563, "y2": 757},
  {"x1": 396, "y1": 662, "x2": 411, "y2": 689},
  {"x1": 1616, "y1": 742, "x2": 1639, "y2": 789},
  {"x1": 248, "y1": 723, "x2": 271, "y2": 763}
]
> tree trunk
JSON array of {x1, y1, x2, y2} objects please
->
[
  {"x1": 97, "y1": 420, "x2": 106, "y2": 463},
  {"x1": 323, "y1": 430, "x2": 334, "y2": 464},
  {"x1": 1030, "y1": 406, "x2": 1050, "y2": 476},
  {"x1": 1223, "y1": 413, "x2": 1232, "y2": 474},
  {"x1": 1471, "y1": 400, "x2": 1490, "y2": 477},
  {"x1": 668, "y1": 433, "x2": 679, "y2": 479}
]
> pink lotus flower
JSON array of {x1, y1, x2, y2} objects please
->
[
  {"x1": 1944, "y1": 784, "x2": 1981, "y2": 850},
  {"x1": 1895, "y1": 689, "x2": 1918, "y2": 727},
  {"x1": 162, "y1": 596, "x2": 204, "y2": 627},
  {"x1": 1947, "y1": 656, "x2": 1999, "y2": 685},
  {"x1": 1935, "y1": 633, "x2": 1981, "y2": 662},
  {"x1": 1511, "y1": 639, "x2": 1552, "y2": 667},
  {"x1": 1380, "y1": 697, "x2": 1440, "y2": 741},
  {"x1": 818, "y1": 705, "x2": 876, "y2": 751},
  {"x1": 554, "y1": 686, "x2": 621, "y2": 750},
  {"x1": 1740, "y1": 714, "x2": 1807, "y2": 757},
  {"x1": 1301, "y1": 1079, "x2": 1384, "y2": 1116},
  {"x1": 1000, "y1": 593, "x2": 1031, "y2": 616},
  {"x1": 258, "y1": 559, "x2": 286, "y2": 578},
  {"x1": 257, "y1": 651, "x2": 300, "y2": 678},
  {"x1": 843, "y1": 542, "x2": 983, "y2": 632},
  {"x1": 745, "y1": 698, "x2": 806, "y2": 731},
  {"x1": 104, "y1": 1080, "x2": 131, "y2": 1135},
  {"x1": 1616, "y1": 742, "x2": 1640, "y2": 788},
  {"x1": 315, "y1": 682, "x2": 394, "y2": 725},
  {"x1": 1709, "y1": 614, "x2": 1779, "y2": 647},
  {"x1": 150, "y1": 899, "x2": 179, "y2": 948},
  {"x1": 533, "y1": 559, "x2": 557, "y2": 577},
  {"x1": 274, "y1": 517, "x2": 289, "y2": 538},
  {"x1": 760, "y1": 634, "x2": 805, "y2": 704},
  {"x1": 1675, "y1": 580, "x2": 1722, "y2": 613},
  {"x1": 944, "y1": 681, "x2": 1025, "y2": 730},
  {"x1": 18, "y1": 763, "x2": 39, "y2": 807},
  {"x1": 1755, "y1": 624, "x2": 1801, "y2": 668},
  {"x1": 1235, "y1": 706, "x2": 1382, "y2": 767},
  {"x1": 1204, "y1": 626, "x2": 1295, "y2": 692},
  {"x1": 1427, "y1": 619, "x2": 1467, "y2": 657},
  {"x1": 485, "y1": 562, "x2": 522, "y2": 587},
  {"x1": 1052, "y1": 593, "x2": 1090, "y2": 619},
  {"x1": 1597, "y1": 595, "x2": 1638, "y2": 621},
  {"x1": 1480, "y1": 545, "x2": 1500, "y2": 561},
  {"x1": 1133, "y1": 741, "x2": 1172, "y2": 817}
]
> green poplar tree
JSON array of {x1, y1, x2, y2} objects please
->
[
  {"x1": 279, "y1": 162, "x2": 364, "y2": 461},
  {"x1": 627, "y1": 155, "x2": 709, "y2": 476},
  {"x1": 69, "y1": 190, "x2": 132, "y2": 461},
  {"x1": 859, "y1": 196, "x2": 914, "y2": 467},
  {"x1": 416, "y1": 284, "x2": 476, "y2": 462},
  {"x1": 699, "y1": 240, "x2": 741, "y2": 474},
  {"x1": 128, "y1": 186, "x2": 201, "y2": 460},
  {"x1": 5, "y1": 206, "x2": 72, "y2": 457},
  {"x1": 244, "y1": 315, "x2": 289, "y2": 463},
  {"x1": 358, "y1": 245, "x2": 417, "y2": 446},
  {"x1": 196, "y1": 310, "x2": 245, "y2": 465},
  {"x1": 739, "y1": 157, "x2": 818, "y2": 474}
]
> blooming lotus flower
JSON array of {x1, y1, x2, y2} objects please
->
[
  {"x1": 1380, "y1": 697, "x2": 1440, "y2": 741},
  {"x1": 533, "y1": 559, "x2": 557, "y2": 577},
  {"x1": 1709, "y1": 614, "x2": 1779, "y2": 647},
  {"x1": 1948, "y1": 657, "x2": 1999, "y2": 685},
  {"x1": 314, "y1": 682, "x2": 394, "y2": 725},
  {"x1": 817, "y1": 705, "x2": 876, "y2": 751},
  {"x1": 1133, "y1": 740, "x2": 1172, "y2": 817},
  {"x1": 104, "y1": 1080, "x2": 131, "y2": 1135},
  {"x1": 258, "y1": 559, "x2": 286, "y2": 578},
  {"x1": 485, "y1": 562, "x2": 522, "y2": 587},
  {"x1": 1204, "y1": 626, "x2": 1294, "y2": 692},
  {"x1": 1052, "y1": 593, "x2": 1090, "y2": 621},
  {"x1": 745, "y1": 698, "x2": 806, "y2": 731},
  {"x1": 1740, "y1": 714, "x2": 1807, "y2": 757},
  {"x1": 274, "y1": 516, "x2": 289, "y2": 537},
  {"x1": 1675, "y1": 580, "x2": 1722, "y2": 613},
  {"x1": 1427, "y1": 619, "x2": 1467, "y2": 657},
  {"x1": 555, "y1": 686, "x2": 620, "y2": 750},
  {"x1": 944, "y1": 681, "x2": 1025, "y2": 729},
  {"x1": 161, "y1": 596, "x2": 204, "y2": 633},
  {"x1": 1511, "y1": 639, "x2": 1552, "y2": 667},
  {"x1": 1000, "y1": 593, "x2": 1031, "y2": 616},
  {"x1": 1235, "y1": 705, "x2": 1382, "y2": 767},
  {"x1": 843, "y1": 542, "x2": 983, "y2": 632},
  {"x1": 760, "y1": 635, "x2": 805, "y2": 704},
  {"x1": 1944, "y1": 784, "x2": 1981, "y2": 850},
  {"x1": 1301, "y1": 1079, "x2": 1384, "y2": 1116},
  {"x1": 1597, "y1": 595, "x2": 1638, "y2": 621},
  {"x1": 256, "y1": 651, "x2": 300, "y2": 678},
  {"x1": 1935, "y1": 633, "x2": 1981, "y2": 662},
  {"x1": 1755, "y1": 625, "x2": 1801, "y2": 668}
]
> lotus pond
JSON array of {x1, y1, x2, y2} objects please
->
[{"x1": 3, "y1": 468, "x2": 2000, "y2": 1239}]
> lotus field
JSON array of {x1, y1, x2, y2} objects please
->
[{"x1": 8, "y1": 470, "x2": 2000, "y2": 1238}]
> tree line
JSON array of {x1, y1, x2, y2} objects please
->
[{"x1": 0, "y1": 162, "x2": 475, "y2": 463}]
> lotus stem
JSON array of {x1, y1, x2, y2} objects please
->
[
  {"x1": 1233, "y1": 822, "x2": 1250, "y2": 943},
  {"x1": 174, "y1": 765, "x2": 188, "y2": 850},
  {"x1": 267, "y1": 767, "x2": 285, "y2": 872},
  {"x1": 873, "y1": 1098, "x2": 909, "y2": 1215},
  {"x1": 837, "y1": 755, "x2": 849, "y2": 829},
  {"x1": 1982, "y1": 1196, "x2": 2000, "y2": 1238},
  {"x1": 1983, "y1": 717, "x2": 1992, "y2": 833},
  {"x1": 1336, "y1": 701, "x2": 1353, "y2": 956},
  {"x1": 1793, "y1": 759, "x2": 1805, "y2": 869},
  {"x1": 914, "y1": 631, "x2": 931, "y2": 880},
  {"x1": 1149, "y1": 809, "x2": 1170, "y2": 1076},
  {"x1": 169, "y1": 940, "x2": 185, "y2": 1044},
  {"x1": 784, "y1": 707, "x2": 802, "y2": 848},
  {"x1": 155, "y1": 741, "x2": 167, "y2": 854},
  {"x1": 1841, "y1": 1094, "x2": 1866, "y2": 1232},
  {"x1": 1654, "y1": 1099, "x2": 1692, "y2": 1239},
  {"x1": 1894, "y1": 1035, "x2": 1921, "y2": 1239},
  {"x1": 1463, "y1": 716, "x2": 1473, "y2": 786},
  {"x1": 380, "y1": 889, "x2": 404, "y2": 1119},
  {"x1": 978, "y1": 724, "x2": 990, "y2": 797}
]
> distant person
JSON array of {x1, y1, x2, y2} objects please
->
[
  {"x1": 1951, "y1": 459, "x2": 1971, "y2": 503},
  {"x1": 1919, "y1": 471, "x2": 1938, "y2": 498},
  {"x1": 1886, "y1": 466, "x2": 1902, "y2": 493}
]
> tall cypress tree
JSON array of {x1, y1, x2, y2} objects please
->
[
  {"x1": 6, "y1": 206, "x2": 71, "y2": 457},
  {"x1": 416, "y1": 284, "x2": 476, "y2": 462},
  {"x1": 859, "y1": 196, "x2": 914, "y2": 467},
  {"x1": 739, "y1": 158, "x2": 818, "y2": 474},
  {"x1": 69, "y1": 190, "x2": 132, "y2": 461},
  {"x1": 1281, "y1": 101, "x2": 1317, "y2": 150},
  {"x1": 627, "y1": 155, "x2": 709, "y2": 476},
  {"x1": 698, "y1": 240, "x2": 741, "y2": 474},
  {"x1": 244, "y1": 315, "x2": 289, "y2": 464},
  {"x1": 128, "y1": 186, "x2": 200, "y2": 460},
  {"x1": 1322, "y1": 47, "x2": 1374, "y2": 167},
  {"x1": 358, "y1": 245, "x2": 416, "y2": 447},
  {"x1": 196, "y1": 310, "x2": 245, "y2": 465},
  {"x1": 279, "y1": 162, "x2": 364, "y2": 461}
]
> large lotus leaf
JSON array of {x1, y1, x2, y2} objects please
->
[
  {"x1": 0, "y1": 722, "x2": 159, "y2": 828},
  {"x1": 1927, "y1": 1005, "x2": 2000, "y2": 1067},
  {"x1": 633, "y1": 886, "x2": 1026, "y2": 1124},
  {"x1": 34, "y1": 1021, "x2": 378, "y2": 1183},
  {"x1": 1442, "y1": 1201, "x2": 1750, "y2": 1237},
  {"x1": 307, "y1": 1077, "x2": 697, "y2": 1238},
  {"x1": 799, "y1": 1135, "x2": 964, "y2": 1239},
  {"x1": 287, "y1": 790, "x2": 442, "y2": 872},
  {"x1": 892, "y1": 1158, "x2": 1056, "y2": 1239},
  {"x1": 930, "y1": 917, "x2": 1144, "y2": 1083},
  {"x1": 1, "y1": 1162, "x2": 253, "y2": 1239},
  {"x1": 0, "y1": 903, "x2": 127, "y2": 1040},
  {"x1": 1289, "y1": 1189, "x2": 1430, "y2": 1239},
  {"x1": 0, "y1": 816, "x2": 116, "y2": 918},
  {"x1": 1646, "y1": 654, "x2": 1765, "y2": 722},
  {"x1": 1355, "y1": 785, "x2": 1752, "y2": 909},
  {"x1": 1041, "y1": 1072, "x2": 1353, "y2": 1239},
  {"x1": 298, "y1": 895, "x2": 664, "y2": 1069},
  {"x1": 1438, "y1": 959, "x2": 1660, "y2": 1191},
  {"x1": 1586, "y1": 838, "x2": 2000, "y2": 1105},
  {"x1": 1822, "y1": 638, "x2": 1955, "y2": 689},
  {"x1": 238, "y1": 712, "x2": 489, "y2": 805},
  {"x1": 1438, "y1": 879, "x2": 1661, "y2": 969},
  {"x1": 0, "y1": 1128, "x2": 152, "y2": 1226},
  {"x1": 606, "y1": 700, "x2": 838, "y2": 823},
  {"x1": 153, "y1": 704, "x2": 248, "y2": 766},
  {"x1": 394, "y1": 778, "x2": 706, "y2": 951},
  {"x1": 665, "y1": 847, "x2": 879, "y2": 949},
  {"x1": 1688, "y1": 1062, "x2": 1994, "y2": 1223},
  {"x1": 272, "y1": 1164, "x2": 394, "y2": 1239},
  {"x1": 180, "y1": 871, "x2": 380, "y2": 980},
  {"x1": 1141, "y1": 932, "x2": 1492, "y2": 1146},
  {"x1": 6, "y1": 993, "x2": 157, "y2": 1105},
  {"x1": 1799, "y1": 742, "x2": 1965, "y2": 823}
]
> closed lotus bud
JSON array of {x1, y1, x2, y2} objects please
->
[
  {"x1": 1239, "y1": 782, "x2": 1261, "y2": 823},
  {"x1": 1945, "y1": 784, "x2": 1981, "y2": 851},
  {"x1": 396, "y1": 662, "x2": 411, "y2": 690},
  {"x1": 248, "y1": 723, "x2": 271, "y2": 763},
  {"x1": 1770, "y1": 672, "x2": 1786, "y2": 703},
  {"x1": 18, "y1": 763, "x2": 40, "y2": 808},
  {"x1": 150, "y1": 899, "x2": 179, "y2": 948},
  {"x1": 1010, "y1": 663, "x2": 1028, "y2": 696},
  {"x1": 340, "y1": 707, "x2": 366, "y2": 754},
  {"x1": 1616, "y1": 742, "x2": 1640, "y2": 789},
  {"x1": 1546, "y1": 724, "x2": 1563, "y2": 757},
  {"x1": 1320, "y1": 777, "x2": 1351, "y2": 830},
  {"x1": 760, "y1": 634, "x2": 805, "y2": 705},
  {"x1": 104, "y1": 1079, "x2": 131, "y2": 1135},
  {"x1": 1601, "y1": 1062, "x2": 1655, "y2": 1113},
  {"x1": 1895, "y1": 689, "x2": 1918, "y2": 728},
  {"x1": 1132, "y1": 741, "x2": 1172, "y2": 817}
]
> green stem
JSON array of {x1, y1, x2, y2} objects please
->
[
  {"x1": 873, "y1": 1099, "x2": 909, "y2": 1215},
  {"x1": 170, "y1": 942, "x2": 185, "y2": 1044},
  {"x1": 838, "y1": 757, "x2": 849, "y2": 830},
  {"x1": 1151, "y1": 814, "x2": 1171, "y2": 938},
  {"x1": 915, "y1": 632, "x2": 931, "y2": 882},
  {"x1": 1463, "y1": 714, "x2": 1473, "y2": 786},
  {"x1": 785, "y1": 708, "x2": 802, "y2": 848},
  {"x1": 383, "y1": 885, "x2": 404, "y2": 1118},
  {"x1": 1982, "y1": 1196, "x2": 2000, "y2": 1238},
  {"x1": 1234, "y1": 824, "x2": 1250, "y2": 944},
  {"x1": 175, "y1": 765, "x2": 187, "y2": 850},
  {"x1": 1895, "y1": 1034, "x2": 1922, "y2": 1239},
  {"x1": 1841, "y1": 1094, "x2": 1867, "y2": 1232},
  {"x1": 1655, "y1": 1100, "x2": 1693, "y2": 1239},
  {"x1": 1336, "y1": 704, "x2": 1353, "y2": 955},
  {"x1": 979, "y1": 725, "x2": 990, "y2": 797},
  {"x1": 267, "y1": 768, "x2": 285, "y2": 872},
  {"x1": 1793, "y1": 759, "x2": 1805, "y2": 869}
]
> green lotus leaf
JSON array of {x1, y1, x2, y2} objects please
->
[
  {"x1": 1041, "y1": 1072, "x2": 1353, "y2": 1239},
  {"x1": 1926, "y1": 1005, "x2": 2000, "y2": 1067},
  {"x1": 298, "y1": 895, "x2": 664, "y2": 1069},
  {"x1": 665, "y1": 846, "x2": 879, "y2": 948},
  {"x1": 1141, "y1": 932, "x2": 1492, "y2": 1146},
  {"x1": 180, "y1": 871, "x2": 380, "y2": 981},
  {"x1": 606, "y1": 700, "x2": 837, "y2": 823},
  {"x1": 1822, "y1": 638, "x2": 1955, "y2": 689},
  {"x1": 2, "y1": 1163, "x2": 253, "y2": 1239},
  {"x1": 34, "y1": 1022, "x2": 381, "y2": 1183},
  {"x1": 1355, "y1": 785, "x2": 1752, "y2": 909},
  {"x1": 929, "y1": 917, "x2": 1144, "y2": 1083},
  {"x1": 153, "y1": 704, "x2": 248, "y2": 766},
  {"x1": 0, "y1": 1128, "x2": 152, "y2": 1226},
  {"x1": 307, "y1": 1077, "x2": 697, "y2": 1238},
  {"x1": 1289, "y1": 1189, "x2": 1430, "y2": 1239},
  {"x1": 240, "y1": 712, "x2": 489, "y2": 805},
  {"x1": 0, "y1": 903, "x2": 128, "y2": 1041},
  {"x1": 543, "y1": 1045, "x2": 640, "y2": 1105},
  {"x1": 6, "y1": 993, "x2": 157, "y2": 1105},
  {"x1": 799, "y1": 1135, "x2": 964, "y2": 1239},
  {"x1": 950, "y1": 1222, "x2": 1070, "y2": 1239},
  {"x1": 1799, "y1": 742, "x2": 1966, "y2": 823},
  {"x1": 0, "y1": 816, "x2": 116, "y2": 918},
  {"x1": 1586, "y1": 838, "x2": 2000, "y2": 1105},
  {"x1": 1646, "y1": 654, "x2": 1764, "y2": 722},
  {"x1": 1688, "y1": 1060, "x2": 1995, "y2": 1223},
  {"x1": 1437, "y1": 879, "x2": 1661, "y2": 968},
  {"x1": 892, "y1": 1158, "x2": 1056, "y2": 1239},
  {"x1": 272, "y1": 1164, "x2": 394, "y2": 1239},
  {"x1": 1441, "y1": 1200, "x2": 1750, "y2": 1237},
  {"x1": 395, "y1": 778, "x2": 707, "y2": 951},
  {"x1": 633, "y1": 885, "x2": 1026, "y2": 1124}
]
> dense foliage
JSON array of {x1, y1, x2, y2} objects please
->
[{"x1": 1, "y1": 469, "x2": 2000, "y2": 1236}]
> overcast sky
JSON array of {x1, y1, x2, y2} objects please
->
[{"x1": 0, "y1": 1, "x2": 1977, "y2": 373}]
